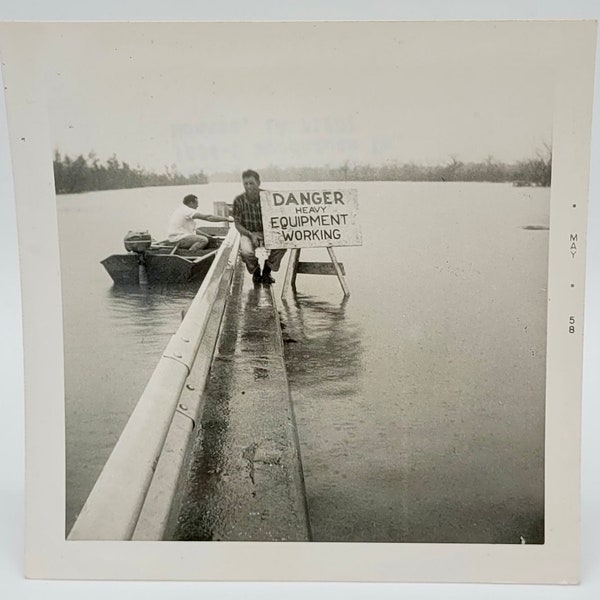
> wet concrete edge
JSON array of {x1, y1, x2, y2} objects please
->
[{"x1": 174, "y1": 260, "x2": 311, "y2": 541}]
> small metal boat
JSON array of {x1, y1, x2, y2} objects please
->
[{"x1": 101, "y1": 227, "x2": 230, "y2": 285}]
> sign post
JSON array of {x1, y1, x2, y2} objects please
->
[{"x1": 261, "y1": 188, "x2": 362, "y2": 298}]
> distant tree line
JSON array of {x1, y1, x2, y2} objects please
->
[
  {"x1": 54, "y1": 148, "x2": 552, "y2": 192},
  {"x1": 211, "y1": 149, "x2": 552, "y2": 187},
  {"x1": 53, "y1": 151, "x2": 208, "y2": 194}
]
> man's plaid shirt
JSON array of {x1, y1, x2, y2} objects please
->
[{"x1": 232, "y1": 192, "x2": 264, "y2": 233}]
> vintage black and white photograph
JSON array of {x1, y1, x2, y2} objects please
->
[
  {"x1": 57, "y1": 21, "x2": 552, "y2": 544},
  {"x1": 0, "y1": 18, "x2": 596, "y2": 583}
]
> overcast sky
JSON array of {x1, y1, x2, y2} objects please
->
[{"x1": 44, "y1": 21, "x2": 557, "y2": 175}]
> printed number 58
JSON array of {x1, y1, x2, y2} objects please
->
[{"x1": 569, "y1": 316, "x2": 575, "y2": 334}]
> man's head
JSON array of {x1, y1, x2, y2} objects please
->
[
  {"x1": 183, "y1": 194, "x2": 199, "y2": 209},
  {"x1": 242, "y1": 170, "x2": 260, "y2": 200}
]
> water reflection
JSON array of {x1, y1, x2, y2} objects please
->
[
  {"x1": 280, "y1": 291, "x2": 371, "y2": 541},
  {"x1": 105, "y1": 283, "x2": 199, "y2": 333},
  {"x1": 107, "y1": 281, "x2": 200, "y2": 304},
  {"x1": 280, "y1": 292, "x2": 362, "y2": 393}
]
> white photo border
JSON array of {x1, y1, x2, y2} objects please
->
[{"x1": 0, "y1": 19, "x2": 596, "y2": 583}]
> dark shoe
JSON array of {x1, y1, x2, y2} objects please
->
[
  {"x1": 261, "y1": 272, "x2": 275, "y2": 284},
  {"x1": 252, "y1": 267, "x2": 262, "y2": 284}
]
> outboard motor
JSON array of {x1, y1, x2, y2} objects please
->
[{"x1": 123, "y1": 230, "x2": 152, "y2": 286}]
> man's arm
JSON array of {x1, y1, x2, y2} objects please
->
[{"x1": 192, "y1": 212, "x2": 233, "y2": 223}]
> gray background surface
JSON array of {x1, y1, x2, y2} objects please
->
[{"x1": 0, "y1": 0, "x2": 598, "y2": 598}]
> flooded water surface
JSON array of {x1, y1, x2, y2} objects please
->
[
  {"x1": 278, "y1": 182, "x2": 548, "y2": 543},
  {"x1": 61, "y1": 182, "x2": 548, "y2": 541}
]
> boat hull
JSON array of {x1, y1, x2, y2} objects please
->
[{"x1": 101, "y1": 250, "x2": 217, "y2": 285}]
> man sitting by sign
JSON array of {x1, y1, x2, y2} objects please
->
[
  {"x1": 232, "y1": 169, "x2": 287, "y2": 284},
  {"x1": 167, "y1": 194, "x2": 232, "y2": 252}
]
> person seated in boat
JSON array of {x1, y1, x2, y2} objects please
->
[
  {"x1": 167, "y1": 194, "x2": 232, "y2": 252},
  {"x1": 232, "y1": 169, "x2": 286, "y2": 285}
]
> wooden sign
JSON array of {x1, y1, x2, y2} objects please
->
[{"x1": 261, "y1": 189, "x2": 362, "y2": 249}]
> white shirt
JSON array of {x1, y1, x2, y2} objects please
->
[{"x1": 167, "y1": 205, "x2": 197, "y2": 241}]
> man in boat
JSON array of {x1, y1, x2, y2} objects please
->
[
  {"x1": 232, "y1": 169, "x2": 287, "y2": 285},
  {"x1": 167, "y1": 194, "x2": 232, "y2": 252}
]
